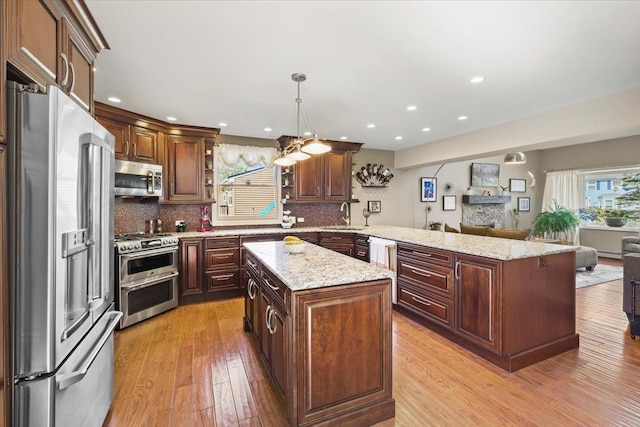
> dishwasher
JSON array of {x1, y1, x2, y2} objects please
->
[{"x1": 369, "y1": 237, "x2": 398, "y2": 304}]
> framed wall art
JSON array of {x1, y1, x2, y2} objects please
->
[
  {"x1": 470, "y1": 163, "x2": 500, "y2": 187},
  {"x1": 518, "y1": 197, "x2": 530, "y2": 212},
  {"x1": 368, "y1": 200, "x2": 381, "y2": 213},
  {"x1": 443, "y1": 195, "x2": 456, "y2": 211},
  {"x1": 421, "y1": 177, "x2": 437, "y2": 202},
  {"x1": 510, "y1": 178, "x2": 526, "y2": 193}
]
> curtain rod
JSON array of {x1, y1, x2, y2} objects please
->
[{"x1": 543, "y1": 163, "x2": 640, "y2": 174}]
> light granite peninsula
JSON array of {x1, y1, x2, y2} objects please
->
[{"x1": 243, "y1": 241, "x2": 395, "y2": 427}]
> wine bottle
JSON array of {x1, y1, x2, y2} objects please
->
[
  {"x1": 377, "y1": 164, "x2": 384, "y2": 177},
  {"x1": 366, "y1": 163, "x2": 373, "y2": 175},
  {"x1": 381, "y1": 173, "x2": 394, "y2": 184},
  {"x1": 355, "y1": 172, "x2": 366, "y2": 185},
  {"x1": 361, "y1": 166, "x2": 369, "y2": 177},
  {"x1": 381, "y1": 168, "x2": 391, "y2": 177}
]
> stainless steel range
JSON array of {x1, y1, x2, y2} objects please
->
[{"x1": 114, "y1": 233, "x2": 180, "y2": 328}]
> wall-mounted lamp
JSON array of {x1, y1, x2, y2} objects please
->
[{"x1": 504, "y1": 152, "x2": 526, "y2": 164}]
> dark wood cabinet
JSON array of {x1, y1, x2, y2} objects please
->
[
  {"x1": 164, "y1": 126, "x2": 219, "y2": 204},
  {"x1": 278, "y1": 138, "x2": 362, "y2": 203},
  {"x1": 204, "y1": 237, "x2": 240, "y2": 294},
  {"x1": 178, "y1": 239, "x2": 204, "y2": 300},
  {"x1": 354, "y1": 234, "x2": 369, "y2": 261},
  {"x1": 319, "y1": 232, "x2": 355, "y2": 257},
  {"x1": 455, "y1": 254, "x2": 501, "y2": 353},
  {"x1": 243, "y1": 248, "x2": 394, "y2": 426},
  {"x1": 95, "y1": 103, "x2": 163, "y2": 164},
  {"x1": 6, "y1": 0, "x2": 107, "y2": 113}
]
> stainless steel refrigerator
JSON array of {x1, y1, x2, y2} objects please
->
[{"x1": 6, "y1": 82, "x2": 122, "y2": 427}]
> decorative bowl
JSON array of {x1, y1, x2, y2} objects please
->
[
  {"x1": 285, "y1": 243, "x2": 305, "y2": 254},
  {"x1": 605, "y1": 217, "x2": 627, "y2": 227}
]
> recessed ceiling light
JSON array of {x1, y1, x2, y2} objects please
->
[
  {"x1": 458, "y1": 116, "x2": 468, "y2": 121},
  {"x1": 264, "y1": 127, "x2": 272, "y2": 132},
  {"x1": 470, "y1": 76, "x2": 485, "y2": 83},
  {"x1": 367, "y1": 124, "x2": 375, "y2": 128},
  {"x1": 218, "y1": 122, "x2": 227, "y2": 127},
  {"x1": 395, "y1": 136, "x2": 403, "y2": 140},
  {"x1": 166, "y1": 116, "x2": 177, "y2": 122},
  {"x1": 107, "y1": 97, "x2": 121, "y2": 103},
  {"x1": 406, "y1": 105, "x2": 417, "y2": 111},
  {"x1": 303, "y1": 131, "x2": 311, "y2": 136},
  {"x1": 340, "y1": 136, "x2": 347, "y2": 140},
  {"x1": 422, "y1": 127, "x2": 431, "y2": 132}
]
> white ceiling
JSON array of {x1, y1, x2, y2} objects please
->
[{"x1": 86, "y1": 1, "x2": 640, "y2": 152}]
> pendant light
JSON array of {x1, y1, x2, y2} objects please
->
[{"x1": 274, "y1": 73, "x2": 331, "y2": 166}]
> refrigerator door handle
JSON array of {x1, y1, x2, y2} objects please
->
[{"x1": 57, "y1": 310, "x2": 123, "y2": 390}]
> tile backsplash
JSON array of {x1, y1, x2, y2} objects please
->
[{"x1": 114, "y1": 198, "x2": 347, "y2": 233}]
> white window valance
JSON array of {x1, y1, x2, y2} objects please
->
[{"x1": 217, "y1": 143, "x2": 278, "y2": 167}]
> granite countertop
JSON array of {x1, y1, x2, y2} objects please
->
[
  {"x1": 174, "y1": 225, "x2": 576, "y2": 261},
  {"x1": 244, "y1": 241, "x2": 394, "y2": 291}
]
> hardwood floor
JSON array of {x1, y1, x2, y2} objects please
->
[{"x1": 103, "y1": 258, "x2": 640, "y2": 426}]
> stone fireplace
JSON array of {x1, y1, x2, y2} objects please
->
[{"x1": 461, "y1": 195, "x2": 511, "y2": 229}]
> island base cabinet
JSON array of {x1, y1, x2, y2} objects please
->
[{"x1": 293, "y1": 283, "x2": 394, "y2": 426}]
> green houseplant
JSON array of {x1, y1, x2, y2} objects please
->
[{"x1": 532, "y1": 200, "x2": 580, "y2": 241}]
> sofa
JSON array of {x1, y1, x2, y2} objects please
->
[
  {"x1": 622, "y1": 236, "x2": 640, "y2": 258},
  {"x1": 448, "y1": 223, "x2": 598, "y2": 270},
  {"x1": 623, "y1": 253, "x2": 640, "y2": 322}
]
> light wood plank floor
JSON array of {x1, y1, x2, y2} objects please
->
[{"x1": 103, "y1": 259, "x2": 640, "y2": 426}]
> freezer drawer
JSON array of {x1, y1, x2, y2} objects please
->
[{"x1": 14, "y1": 307, "x2": 122, "y2": 427}]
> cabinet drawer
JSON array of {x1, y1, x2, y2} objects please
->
[
  {"x1": 245, "y1": 251, "x2": 260, "y2": 277},
  {"x1": 319, "y1": 232, "x2": 355, "y2": 245},
  {"x1": 293, "y1": 232, "x2": 319, "y2": 244},
  {"x1": 397, "y1": 243, "x2": 453, "y2": 267},
  {"x1": 206, "y1": 236, "x2": 239, "y2": 249},
  {"x1": 205, "y1": 269, "x2": 239, "y2": 292},
  {"x1": 354, "y1": 244, "x2": 369, "y2": 262},
  {"x1": 355, "y1": 235, "x2": 369, "y2": 246},
  {"x1": 397, "y1": 282, "x2": 453, "y2": 330},
  {"x1": 397, "y1": 258, "x2": 454, "y2": 298},
  {"x1": 262, "y1": 269, "x2": 288, "y2": 311},
  {"x1": 205, "y1": 248, "x2": 240, "y2": 270}
]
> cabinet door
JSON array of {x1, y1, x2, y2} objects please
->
[
  {"x1": 130, "y1": 126, "x2": 159, "y2": 164},
  {"x1": 324, "y1": 150, "x2": 351, "y2": 201},
  {"x1": 98, "y1": 118, "x2": 129, "y2": 161},
  {"x1": 179, "y1": 239, "x2": 204, "y2": 297},
  {"x1": 295, "y1": 155, "x2": 322, "y2": 201},
  {"x1": 7, "y1": 0, "x2": 63, "y2": 87},
  {"x1": 455, "y1": 254, "x2": 502, "y2": 353},
  {"x1": 166, "y1": 134, "x2": 204, "y2": 202},
  {"x1": 63, "y1": 19, "x2": 94, "y2": 111},
  {"x1": 269, "y1": 303, "x2": 287, "y2": 397}
]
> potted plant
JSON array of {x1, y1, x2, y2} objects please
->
[
  {"x1": 532, "y1": 200, "x2": 580, "y2": 241},
  {"x1": 602, "y1": 209, "x2": 633, "y2": 227},
  {"x1": 428, "y1": 221, "x2": 443, "y2": 231}
]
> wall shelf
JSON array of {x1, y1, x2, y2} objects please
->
[{"x1": 462, "y1": 195, "x2": 512, "y2": 204}]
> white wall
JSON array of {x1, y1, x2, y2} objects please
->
[{"x1": 352, "y1": 149, "x2": 541, "y2": 230}]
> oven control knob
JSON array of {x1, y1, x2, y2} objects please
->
[{"x1": 127, "y1": 243, "x2": 134, "y2": 250}]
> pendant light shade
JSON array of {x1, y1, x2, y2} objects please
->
[
  {"x1": 276, "y1": 73, "x2": 331, "y2": 165},
  {"x1": 504, "y1": 152, "x2": 526, "y2": 164},
  {"x1": 301, "y1": 136, "x2": 332, "y2": 155}
]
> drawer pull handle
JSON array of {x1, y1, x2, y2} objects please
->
[
  {"x1": 247, "y1": 260, "x2": 258, "y2": 269},
  {"x1": 404, "y1": 289, "x2": 432, "y2": 307},
  {"x1": 264, "y1": 277, "x2": 279, "y2": 291},
  {"x1": 357, "y1": 250, "x2": 366, "y2": 256},
  {"x1": 412, "y1": 251, "x2": 432, "y2": 257},
  {"x1": 411, "y1": 269, "x2": 432, "y2": 278},
  {"x1": 216, "y1": 274, "x2": 234, "y2": 280},
  {"x1": 404, "y1": 263, "x2": 433, "y2": 278}
]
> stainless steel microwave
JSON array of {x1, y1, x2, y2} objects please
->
[{"x1": 114, "y1": 159, "x2": 163, "y2": 197}]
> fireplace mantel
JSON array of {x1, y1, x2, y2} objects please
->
[{"x1": 462, "y1": 195, "x2": 512, "y2": 204}]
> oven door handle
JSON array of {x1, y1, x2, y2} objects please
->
[
  {"x1": 119, "y1": 246, "x2": 178, "y2": 261},
  {"x1": 120, "y1": 271, "x2": 179, "y2": 292},
  {"x1": 57, "y1": 310, "x2": 123, "y2": 390}
]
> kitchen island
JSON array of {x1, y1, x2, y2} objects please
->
[
  {"x1": 243, "y1": 241, "x2": 395, "y2": 427},
  {"x1": 179, "y1": 225, "x2": 579, "y2": 372}
]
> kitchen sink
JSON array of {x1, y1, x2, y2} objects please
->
[{"x1": 321, "y1": 225, "x2": 366, "y2": 231}]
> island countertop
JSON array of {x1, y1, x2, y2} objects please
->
[
  {"x1": 176, "y1": 225, "x2": 576, "y2": 261},
  {"x1": 244, "y1": 241, "x2": 394, "y2": 292}
]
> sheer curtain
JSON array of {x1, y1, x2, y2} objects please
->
[{"x1": 541, "y1": 170, "x2": 582, "y2": 244}]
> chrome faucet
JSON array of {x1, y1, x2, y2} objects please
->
[{"x1": 340, "y1": 202, "x2": 350, "y2": 226}]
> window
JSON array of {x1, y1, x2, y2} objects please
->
[
  {"x1": 581, "y1": 167, "x2": 640, "y2": 225},
  {"x1": 213, "y1": 144, "x2": 281, "y2": 225}
]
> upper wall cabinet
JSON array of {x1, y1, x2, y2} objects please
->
[
  {"x1": 95, "y1": 103, "x2": 164, "y2": 165},
  {"x1": 278, "y1": 137, "x2": 363, "y2": 203},
  {"x1": 5, "y1": 0, "x2": 109, "y2": 112},
  {"x1": 164, "y1": 126, "x2": 219, "y2": 204}
]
